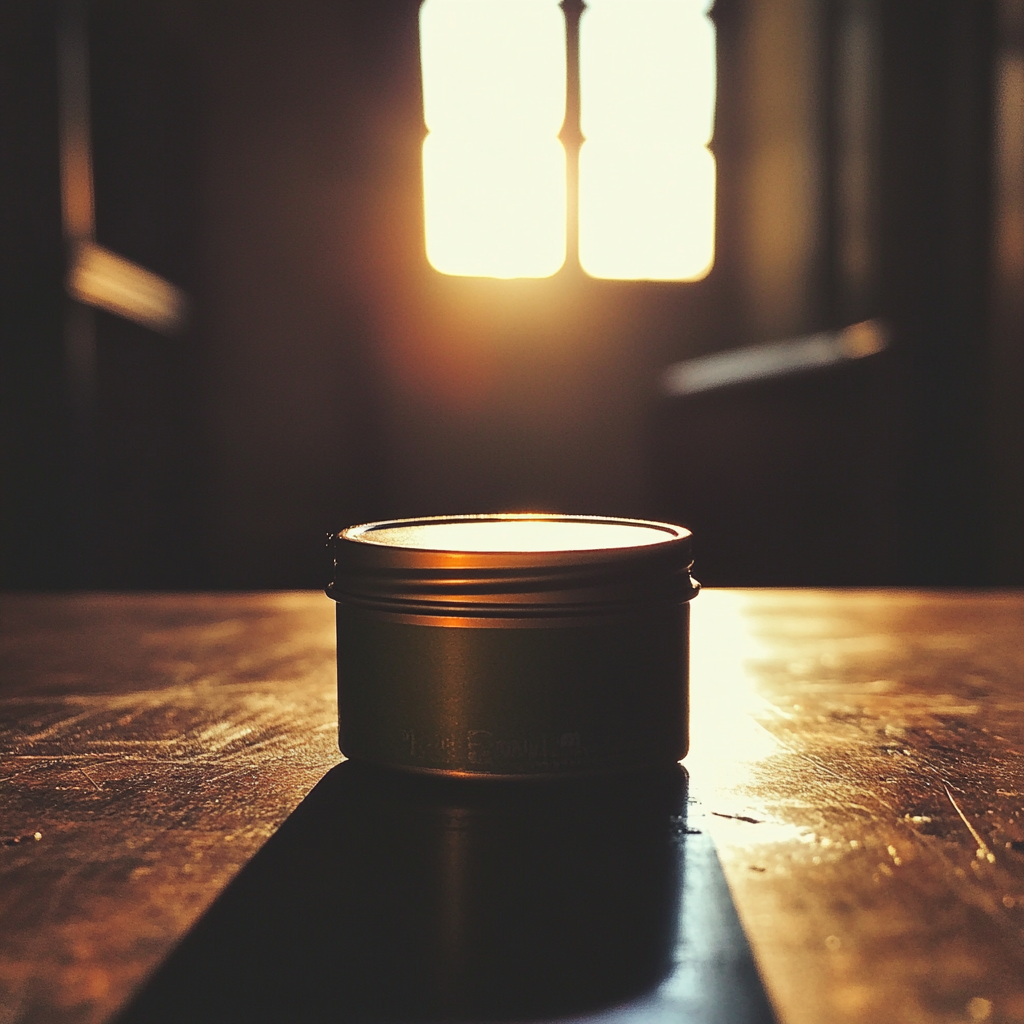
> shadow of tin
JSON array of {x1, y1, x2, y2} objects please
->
[{"x1": 116, "y1": 762, "x2": 693, "y2": 1022}]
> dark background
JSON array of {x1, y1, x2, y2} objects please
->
[{"x1": 1, "y1": 0, "x2": 1022, "y2": 589}]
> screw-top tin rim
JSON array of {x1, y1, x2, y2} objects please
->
[{"x1": 327, "y1": 513, "x2": 698, "y2": 627}]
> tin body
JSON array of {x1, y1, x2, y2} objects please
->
[{"x1": 326, "y1": 515, "x2": 699, "y2": 778}]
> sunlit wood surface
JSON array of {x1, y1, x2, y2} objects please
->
[
  {"x1": 0, "y1": 594, "x2": 343, "y2": 1022},
  {"x1": 689, "y1": 591, "x2": 1024, "y2": 1024},
  {"x1": 1, "y1": 590, "x2": 1023, "y2": 1023}
]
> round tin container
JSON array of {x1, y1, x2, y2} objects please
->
[{"x1": 326, "y1": 514, "x2": 698, "y2": 778}]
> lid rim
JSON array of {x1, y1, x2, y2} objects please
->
[
  {"x1": 336, "y1": 513, "x2": 690, "y2": 562},
  {"x1": 327, "y1": 514, "x2": 695, "y2": 609}
]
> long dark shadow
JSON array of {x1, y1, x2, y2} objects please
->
[{"x1": 115, "y1": 761, "x2": 775, "y2": 1023}]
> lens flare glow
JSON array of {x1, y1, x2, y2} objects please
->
[
  {"x1": 420, "y1": 0, "x2": 567, "y2": 278},
  {"x1": 579, "y1": 0, "x2": 716, "y2": 281}
]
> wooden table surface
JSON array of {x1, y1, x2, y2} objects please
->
[{"x1": 1, "y1": 590, "x2": 1023, "y2": 1023}]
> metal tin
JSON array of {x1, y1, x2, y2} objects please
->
[{"x1": 326, "y1": 514, "x2": 699, "y2": 778}]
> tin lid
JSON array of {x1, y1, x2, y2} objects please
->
[{"x1": 326, "y1": 514, "x2": 698, "y2": 623}]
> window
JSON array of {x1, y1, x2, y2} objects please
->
[{"x1": 419, "y1": 0, "x2": 716, "y2": 282}]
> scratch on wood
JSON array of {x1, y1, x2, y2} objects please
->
[
  {"x1": 204, "y1": 764, "x2": 255, "y2": 785},
  {"x1": 943, "y1": 781, "x2": 995, "y2": 863}
]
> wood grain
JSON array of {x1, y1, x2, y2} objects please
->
[
  {"x1": 0, "y1": 593, "x2": 342, "y2": 1024},
  {"x1": 689, "y1": 591, "x2": 1024, "y2": 1024},
  {"x1": 2, "y1": 590, "x2": 1023, "y2": 1023}
]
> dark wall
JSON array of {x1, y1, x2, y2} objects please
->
[
  {"x1": 877, "y1": 0, "x2": 996, "y2": 585},
  {"x1": 1, "y1": 0, "x2": 203, "y2": 588},
  {"x1": 1, "y1": 0, "x2": 1017, "y2": 588},
  {"x1": 0, "y1": 2, "x2": 66, "y2": 588},
  {"x1": 89, "y1": 0, "x2": 203, "y2": 588},
  {"x1": 989, "y1": 0, "x2": 1024, "y2": 583},
  {"x1": 193, "y1": 1, "x2": 402, "y2": 586},
  {"x1": 657, "y1": 0, "x2": 1004, "y2": 585}
]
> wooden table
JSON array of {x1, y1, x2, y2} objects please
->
[{"x1": 1, "y1": 591, "x2": 1023, "y2": 1023}]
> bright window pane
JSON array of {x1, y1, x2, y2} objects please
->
[
  {"x1": 579, "y1": 0, "x2": 716, "y2": 281},
  {"x1": 579, "y1": 142, "x2": 714, "y2": 280},
  {"x1": 423, "y1": 134, "x2": 566, "y2": 278},
  {"x1": 420, "y1": 0, "x2": 567, "y2": 279}
]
